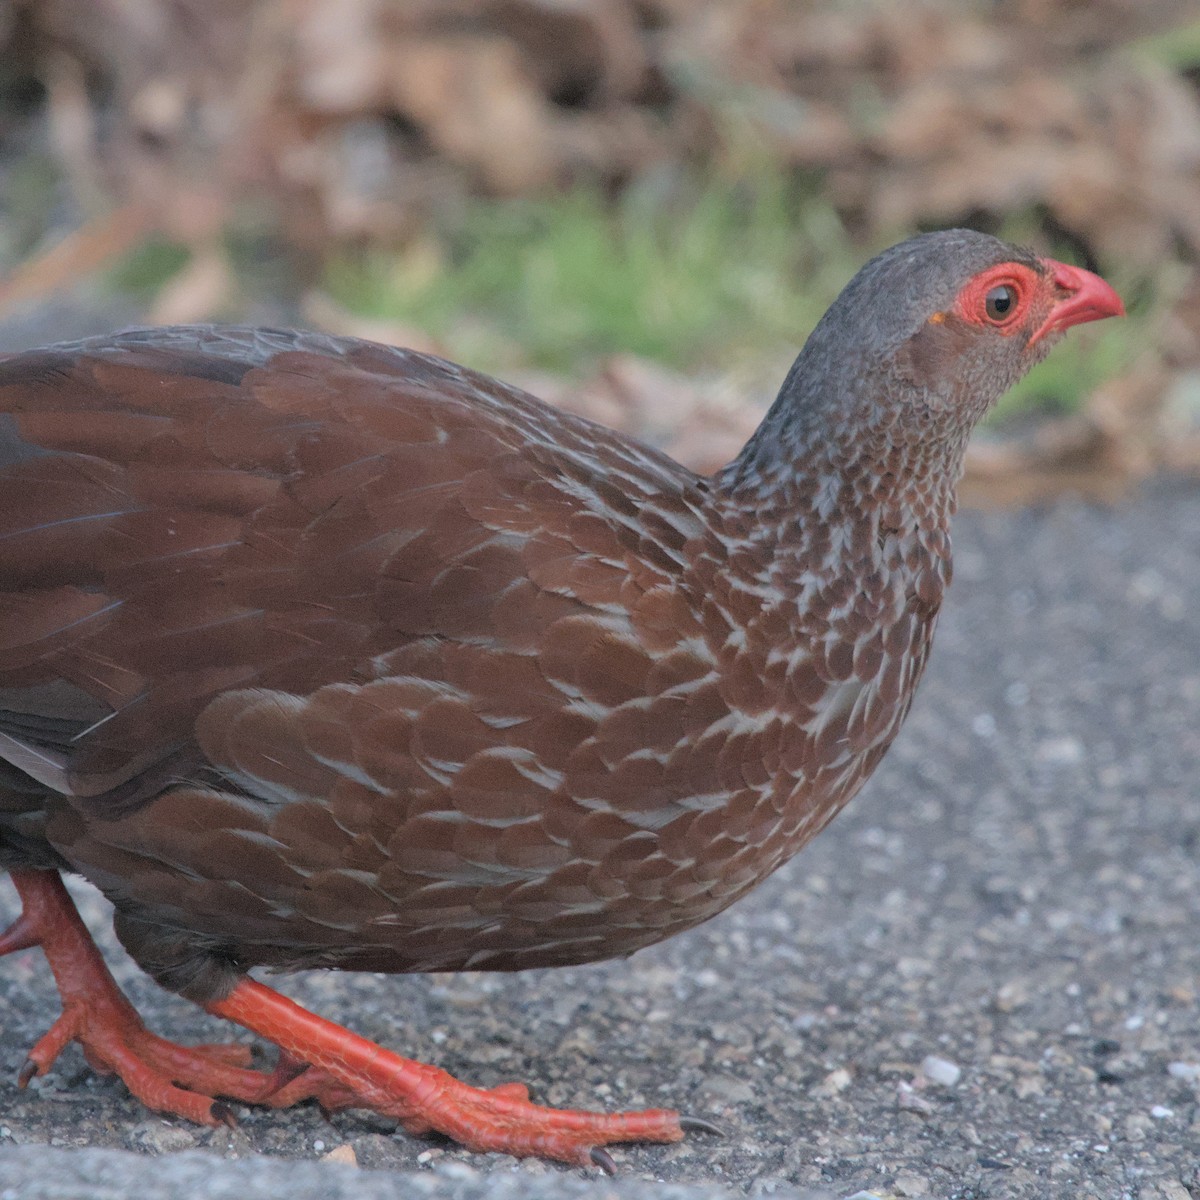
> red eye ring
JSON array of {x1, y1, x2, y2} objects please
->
[{"x1": 954, "y1": 263, "x2": 1039, "y2": 334}]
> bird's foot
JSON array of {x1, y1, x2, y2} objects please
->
[
  {"x1": 1, "y1": 869, "x2": 278, "y2": 1123},
  {"x1": 211, "y1": 977, "x2": 691, "y2": 1168},
  {"x1": 3, "y1": 870, "x2": 713, "y2": 1167},
  {"x1": 261, "y1": 1051, "x2": 534, "y2": 1119}
]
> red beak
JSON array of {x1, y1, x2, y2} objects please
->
[{"x1": 1028, "y1": 258, "x2": 1125, "y2": 346}]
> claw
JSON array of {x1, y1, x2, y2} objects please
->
[
  {"x1": 4, "y1": 870, "x2": 280, "y2": 1125},
  {"x1": 211, "y1": 1101, "x2": 238, "y2": 1128},
  {"x1": 680, "y1": 1115, "x2": 725, "y2": 1137},
  {"x1": 589, "y1": 1146, "x2": 617, "y2": 1175}
]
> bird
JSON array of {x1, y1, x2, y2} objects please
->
[{"x1": 0, "y1": 229, "x2": 1122, "y2": 1168}]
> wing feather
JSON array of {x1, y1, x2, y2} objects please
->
[{"x1": 0, "y1": 326, "x2": 704, "y2": 815}]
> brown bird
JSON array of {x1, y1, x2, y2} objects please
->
[{"x1": 0, "y1": 230, "x2": 1122, "y2": 1167}]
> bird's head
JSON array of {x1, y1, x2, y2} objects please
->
[
  {"x1": 879, "y1": 231, "x2": 1125, "y2": 432},
  {"x1": 736, "y1": 229, "x2": 1125, "y2": 489}
]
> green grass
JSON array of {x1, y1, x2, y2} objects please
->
[
  {"x1": 324, "y1": 176, "x2": 1144, "y2": 425},
  {"x1": 323, "y1": 171, "x2": 861, "y2": 377},
  {"x1": 106, "y1": 169, "x2": 1146, "y2": 427},
  {"x1": 106, "y1": 237, "x2": 192, "y2": 300},
  {"x1": 0, "y1": 152, "x2": 61, "y2": 266},
  {"x1": 1130, "y1": 18, "x2": 1200, "y2": 71}
]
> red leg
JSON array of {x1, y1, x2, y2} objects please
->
[
  {"x1": 260, "y1": 1051, "x2": 530, "y2": 1118},
  {"x1": 4, "y1": 868, "x2": 705, "y2": 1167},
  {"x1": 1, "y1": 869, "x2": 277, "y2": 1122},
  {"x1": 209, "y1": 978, "x2": 685, "y2": 1167}
]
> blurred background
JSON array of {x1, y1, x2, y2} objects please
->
[{"x1": 0, "y1": 0, "x2": 1198, "y2": 501}]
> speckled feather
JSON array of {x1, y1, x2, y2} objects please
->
[{"x1": 0, "y1": 232, "x2": 1076, "y2": 1003}]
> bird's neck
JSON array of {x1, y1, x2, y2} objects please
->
[{"x1": 711, "y1": 404, "x2": 969, "y2": 620}]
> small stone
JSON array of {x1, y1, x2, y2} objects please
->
[
  {"x1": 1151, "y1": 1182, "x2": 1193, "y2": 1200},
  {"x1": 994, "y1": 981, "x2": 1029, "y2": 1012},
  {"x1": 1167, "y1": 1061, "x2": 1200, "y2": 1082},
  {"x1": 1124, "y1": 1113, "x2": 1153, "y2": 1140},
  {"x1": 895, "y1": 1174, "x2": 931, "y2": 1196},
  {"x1": 972, "y1": 713, "x2": 996, "y2": 737},
  {"x1": 897, "y1": 1080, "x2": 933, "y2": 1113},
  {"x1": 920, "y1": 1054, "x2": 962, "y2": 1087},
  {"x1": 1034, "y1": 736, "x2": 1083, "y2": 765},
  {"x1": 813, "y1": 1067, "x2": 852, "y2": 1096},
  {"x1": 703, "y1": 1073, "x2": 756, "y2": 1103},
  {"x1": 128, "y1": 1121, "x2": 198, "y2": 1154},
  {"x1": 1129, "y1": 568, "x2": 1166, "y2": 601},
  {"x1": 321, "y1": 1143, "x2": 358, "y2": 1166},
  {"x1": 1149, "y1": 1105, "x2": 1174, "y2": 1120},
  {"x1": 435, "y1": 1162, "x2": 481, "y2": 1181}
]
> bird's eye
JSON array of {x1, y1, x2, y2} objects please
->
[{"x1": 985, "y1": 285, "x2": 1017, "y2": 322}]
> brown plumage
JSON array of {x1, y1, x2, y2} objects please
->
[{"x1": 0, "y1": 231, "x2": 1123, "y2": 1166}]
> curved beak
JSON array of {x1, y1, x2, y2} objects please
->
[{"x1": 1028, "y1": 258, "x2": 1125, "y2": 346}]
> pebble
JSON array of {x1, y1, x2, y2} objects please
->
[
  {"x1": 994, "y1": 980, "x2": 1029, "y2": 1011},
  {"x1": 1153, "y1": 1183, "x2": 1194, "y2": 1200},
  {"x1": 897, "y1": 1080, "x2": 933, "y2": 1113},
  {"x1": 813, "y1": 1067, "x2": 852, "y2": 1096},
  {"x1": 972, "y1": 712, "x2": 996, "y2": 737},
  {"x1": 127, "y1": 1122, "x2": 198, "y2": 1155},
  {"x1": 702, "y1": 1073, "x2": 756, "y2": 1103},
  {"x1": 1034, "y1": 736, "x2": 1084, "y2": 765},
  {"x1": 434, "y1": 1161, "x2": 481, "y2": 1181},
  {"x1": 1166, "y1": 1061, "x2": 1200, "y2": 1082},
  {"x1": 920, "y1": 1054, "x2": 962, "y2": 1087}
]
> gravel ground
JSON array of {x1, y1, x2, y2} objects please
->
[{"x1": 0, "y1": 308, "x2": 1197, "y2": 1200}]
